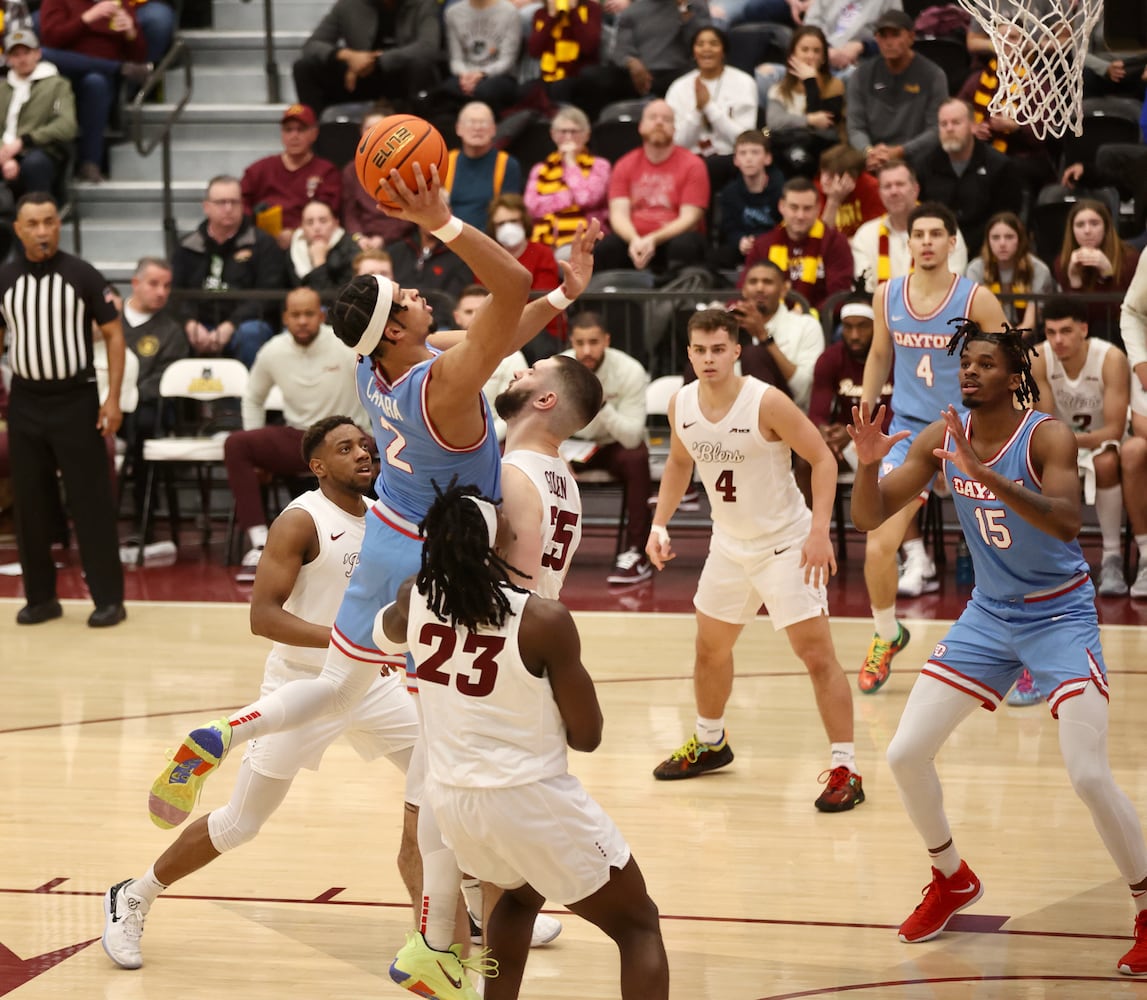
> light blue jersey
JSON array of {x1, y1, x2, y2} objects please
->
[{"x1": 885, "y1": 273, "x2": 979, "y2": 431}]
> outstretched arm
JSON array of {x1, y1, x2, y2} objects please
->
[
  {"x1": 847, "y1": 402, "x2": 939, "y2": 530},
  {"x1": 647, "y1": 394, "x2": 693, "y2": 570}
]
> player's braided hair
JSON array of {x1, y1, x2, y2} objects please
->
[
  {"x1": 946, "y1": 316, "x2": 1040, "y2": 406},
  {"x1": 416, "y1": 477, "x2": 526, "y2": 634}
]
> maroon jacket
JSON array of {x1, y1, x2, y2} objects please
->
[{"x1": 41, "y1": 0, "x2": 148, "y2": 63}]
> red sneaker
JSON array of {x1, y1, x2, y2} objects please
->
[
  {"x1": 858, "y1": 624, "x2": 910, "y2": 694},
  {"x1": 814, "y1": 767, "x2": 865, "y2": 812},
  {"x1": 898, "y1": 861, "x2": 983, "y2": 943},
  {"x1": 1118, "y1": 911, "x2": 1147, "y2": 975}
]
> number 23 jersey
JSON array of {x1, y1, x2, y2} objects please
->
[{"x1": 676, "y1": 376, "x2": 811, "y2": 543}]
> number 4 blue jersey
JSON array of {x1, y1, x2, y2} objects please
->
[
  {"x1": 355, "y1": 353, "x2": 502, "y2": 522},
  {"x1": 945, "y1": 410, "x2": 1088, "y2": 601},
  {"x1": 886, "y1": 273, "x2": 979, "y2": 428}
]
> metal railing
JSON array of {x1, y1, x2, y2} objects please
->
[
  {"x1": 129, "y1": 39, "x2": 194, "y2": 261},
  {"x1": 240, "y1": 0, "x2": 282, "y2": 103}
]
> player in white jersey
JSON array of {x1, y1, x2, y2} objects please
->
[
  {"x1": 376, "y1": 482, "x2": 669, "y2": 1000},
  {"x1": 857, "y1": 202, "x2": 1008, "y2": 696},
  {"x1": 645, "y1": 308, "x2": 864, "y2": 812},
  {"x1": 101, "y1": 417, "x2": 421, "y2": 971},
  {"x1": 1032, "y1": 296, "x2": 1132, "y2": 597}
]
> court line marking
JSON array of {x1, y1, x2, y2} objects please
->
[{"x1": 756, "y1": 974, "x2": 1141, "y2": 999}]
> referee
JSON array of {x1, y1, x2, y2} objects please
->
[{"x1": 1, "y1": 192, "x2": 126, "y2": 627}]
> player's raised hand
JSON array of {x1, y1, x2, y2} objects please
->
[
  {"x1": 933, "y1": 405, "x2": 983, "y2": 478},
  {"x1": 847, "y1": 402, "x2": 909, "y2": 465},
  {"x1": 376, "y1": 163, "x2": 451, "y2": 230},
  {"x1": 555, "y1": 219, "x2": 601, "y2": 301}
]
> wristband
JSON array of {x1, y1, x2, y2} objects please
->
[
  {"x1": 546, "y1": 287, "x2": 573, "y2": 310},
  {"x1": 430, "y1": 216, "x2": 464, "y2": 243},
  {"x1": 650, "y1": 524, "x2": 670, "y2": 546}
]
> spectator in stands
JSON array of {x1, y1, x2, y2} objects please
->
[
  {"x1": 850, "y1": 159, "x2": 968, "y2": 292},
  {"x1": 442, "y1": 102, "x2": 524, "y2": 231},
  {"x1": 665, "y1": 25, "x2": 758, "y2": 192},
  {"x1": 352, "y1": 247, "x2": 394, "y2": 277},
  {"x1": 0, "y1": 30, "x2": 77, "y2": 201},
  {"x1": 437, "y1": 0, "x2": 521, "y2": 118},
  {"x1": 388, "y1": 225, "x2": 474, "y2": 300},
  {"x1": 227, "y1": 286, "x2": 367, "y2": 582},
  {"x1": 764, "y1": 26, "x2": 845, "y2": 179},
  {"x1": 965, "y1": 211, "x2": 1055, "y2": 331},
  {"x1": 711, "y1": 128, "x2": 783, "y2": 272},
  {"x1": 119, "y1": 256, "x2": 188, "y2": 535},
  {"x1": 1119, "y1": 252, "x2": 1147, "y2": 597},
  {"x1": 523, "y1": 106, "x2": 610, "y2": 261},
  {"x1": 291, "y1": 0, "x2": 441, "y2": 117},
  {"x1": 741, "y1": 175, "x2": 853, "y2": 310},
  {"x1": 845, "y1": 9, "x2": 946, "y2": 174},
  {"x1": 572, "y1": 0, "x2": 711, "y2": 123},
  {"x1": 39, "y1": 0, "x2": 152, "y2": 182},
  {"x1": 816, "y1": 143, "x2": 882, "y2": 238},
  {"x1": 595, "y1": 99, "x2": 710, "y2": 278},
  {"x1": 526, "y1": 0, "x2": 602, "y2": 106},
  {"x1": 915, "y1": 98, "x2": 1022, "y2": 255},
  {"x1": 727, "y1": 257, "x2": 824, "y2": 409},
  {"x1": 487, "y1": 194, "x2": 566, "y2": 360},
  {"x1": 341, "y1": 103, "x2": 416, "y2": 252},
  {"x1": 241, "y1": 104, "x2": 342, "y2": 251},
  {"x1": 132, "y1": 0, "x2": 176, "y2": 67},
  {"x1": 809, "y1": 280, "x2": 892, "y2": 472},
  {"x1": 173, "y1": 175, "x2": 286, "y2": 369},
  {"x1": 1030, "y1": 295, "x2": 1132, "y2": 596},
  {"x1": 1053, "y1": 198, "x2": 1140, "y2": 343},
  {"x1": 286, "y1": 199, "x2": 358, "y2": 292},
  {"x1": 804, "y1": 0, "x2": 894, "y2": 76},
  {"x1": 1083, "y1": 23, "x2": 1147, "y2": 101},
  {"x1": 563, "y1": 310, "x2": 654, "y2": 586}
]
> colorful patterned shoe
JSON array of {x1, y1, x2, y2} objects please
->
[
  {"x1": 898, "y1": 860, "x2": 983, "y2": 943},
  {"x1": 652, "y1": 734, "x2": 734, "y2": 780},
  {"x1": 1006, "y1": 668, "x2": 1043, "y2": 707},
  {"x1": 858, "y1": 624, "x2": 910, "y2": 694},
  {"x1": 389, "y1": 931, "x2": 496, "y2": 999},
  {"x1": 148, "y1": 718, "x2": 232, "y2": 829},
  {"x1": 814, "y1": 767, "x2": 866, "y2": 812}
]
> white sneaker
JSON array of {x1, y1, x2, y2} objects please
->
[
  {"x1": 1131, "y1": 563, "x2": 1147, "y2": 599},
  {"x1": 897, "y1": 552, "x2": 939, "y2": 597},
  {"x1": 1098, "y1": 554, "x2": 1129, "y2": 596},
  {"x1": 102, "y1": 879, "x2": 148, "y2": 969},
  {"x1": 467, "y1": 908, "x2": 563, "y2": 948},
  {"x1": 235, "y1": 546, "x2": 263, "y2": 584}
]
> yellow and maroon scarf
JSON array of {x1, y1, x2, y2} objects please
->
[
  {"x1": 767, "y1": 219, "x2": 826, "y2": 286},
  {"x1": 529, "y1": 149, "x2": 597, "y2": 247},
  {"x1": 537, "y1": 4, "x2": 589, "y2": 82}
]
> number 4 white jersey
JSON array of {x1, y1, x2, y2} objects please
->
[
  {"x1": 503, "y1": 449, "x2": 582, "y2": 600},
  {"x1": 676, "y1": 377, "x2": 811, "y2": 543}
]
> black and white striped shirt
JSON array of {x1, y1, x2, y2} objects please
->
[{"x1": 0, "y1": 252, "x2": 118, "y2": 382}]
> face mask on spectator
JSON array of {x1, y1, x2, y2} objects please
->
[{"x1": 495, "y1": 222, "x2": 526, "y2": 248}]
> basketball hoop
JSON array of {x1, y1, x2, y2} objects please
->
[{"x1": 956, "y1": 0, "x2": 1104, "y2": 138}]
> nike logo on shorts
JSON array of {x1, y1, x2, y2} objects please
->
[{"x1": 774, "y1": 546, "x2": 790, "y2": 555}]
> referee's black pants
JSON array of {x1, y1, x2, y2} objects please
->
[{"x1": 9, "y1": 377, "x2": 124, "y2": 608}]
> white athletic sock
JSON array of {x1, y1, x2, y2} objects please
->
[
  {"x1": 1095, "y1": 487, "x2": 1124, "y2": 558},
  {"x1": 1133, "y1": 889, "x2": 1147, "y2": 915},
  {"x1": 247, "y1": 525, "x2": 268, "y2": 549},
  {"x1": 695, "y1": 716, "x2": 725, "y2": 745},
  {"x1": 418, "y1": 798, "x2": 462, "y2": 952},
  {"x1": 902, "y1": 537, "x2": 926, "y2": 561},
  {"x1": 127, "y1": 866, "x2": 167, "y2": 907},
  {"x1": 461, "y1": 878, "x2": 483, "y2": 921},
  {"x1": 830, "y1": 742, "x2": 856, "y2": 773},
  {"x1": 928, "y1": 843, "x2": 962, "y2": 879},
  {"x1": 1136, "y1": 534, "x2": 1147, "y2": 565},
  {"x1": 872, "y1": 605, "x2": 899, "y2": 640}
]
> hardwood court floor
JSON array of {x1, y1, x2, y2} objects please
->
[{"x1": 3, "y1": 600, "x2": 1147, "y2": 999}]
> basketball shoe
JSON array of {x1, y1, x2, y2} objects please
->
[
  {"x1": 652, "y1": 734, "x2": 734, "y2": 780},
  {"x1": 897, "y1": 550, "x2": 939, "y2": 597},
  {"x1": 1006, "y1": 668, "x2": 1043, "y2": 707},
  {"x1": 148, "y1": 718, "x2": 232, "y2": 829},
  {"x1": 389, "y1": 931, "x2": 495, "y2": 999},
  {"x1": 1118, "y1": 911, "x2": 1147, "y2": 975},
  {"x1": 102, "y1": 879, "x2": 148, "y2": 969},
  {"x1": 467, "y1": 909, "x2": 563, "y2": 947},
  {"x1": 898, "y1": 861, "x2": 983, "y2": 943},
  {"x1": 813, "y1": 767, "x2": 865, "y2": 812},
  {"x1": 858, "y1": 624, "x2": 910, "y2": 694}
]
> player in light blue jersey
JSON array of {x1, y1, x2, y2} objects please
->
[
  {"x1": 856, "y1": 202, "x2": 1008, "y2": 694},
  {"x1": 848, "y1": 320, "x2": 1147, "y2": 976}
]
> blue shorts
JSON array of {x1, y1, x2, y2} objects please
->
[{"x1": 923, "y1": 578, "x2": 1109, "y2": 717}]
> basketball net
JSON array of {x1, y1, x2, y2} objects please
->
[{"x1": 957, "y1": 0, "x2": 1104, "y2": 138}]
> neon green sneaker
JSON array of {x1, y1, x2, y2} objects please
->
[
  {"x1": 389, "y1": 931, "x2": 496, "y2": 999},
  {"x1": 148, "y1": 718, "x2": 232, "y2": 829}
]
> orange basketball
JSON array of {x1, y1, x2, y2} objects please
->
[{"x1": 355, "y1": 114, "x2": 448, "y2": 209}]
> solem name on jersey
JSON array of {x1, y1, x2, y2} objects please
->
[
  {"x1": 544, "y1": 469, "x2": 568, "y2": 499},
  {"x1": 950, "y1": 475, "x2": 1023, "y2": 501}
]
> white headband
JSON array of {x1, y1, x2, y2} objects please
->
[
  {"x1": 465, "y1": 496, "x2": 498, "y2": 547},
  {"x1": 350, "y1": 274, "x2": 396, "y2": 356},
  {"x1": 840, "y1": 303, "x2": 875, "y2": 321}
]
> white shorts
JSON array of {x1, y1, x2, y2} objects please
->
[
  {"x1": 1077, "y1": 440, "x2": 1120, "y2": 505},
  {"x1": 1132, "y1": 377, "x2": 1147, "y2": 419},
  {"x1": 246, "y1": 666, "x2": 419, "y2": 781},
  {"x1": 426, "y1": 772, "x2": 631, "y2": 906},
  {"x1": 693, "y1": 528, "x2": 828, "y2": 629}
]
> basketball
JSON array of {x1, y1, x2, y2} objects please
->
[{"x1": 355, "y1": 114, "x2": 448, "y2": 209}]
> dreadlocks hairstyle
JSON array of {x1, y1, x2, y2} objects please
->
[
  {"x1": 416, "y1": 478, "x2": 526, "y2": 634},
  {"x1": 946, "y1": 317, "x2": 1040, "y2": 406}
]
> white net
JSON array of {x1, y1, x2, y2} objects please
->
[{"x1": 956, "y1": 0, "x2": 1104, "y2": 138}]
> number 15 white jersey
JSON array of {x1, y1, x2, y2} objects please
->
[
  {"x1": 503, "y1": 449, "x2": 582, "y2": 600},
  {"x1": 676, "y1": 377, "x2": 810, "y2": 543}
]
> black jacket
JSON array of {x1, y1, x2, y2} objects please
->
[
  {"x1": 301, "y1": 0, "x2": 441, "y2": 74},
  {"x1": 172, "y1": 218, "x2": 287, "y2": 328}
]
